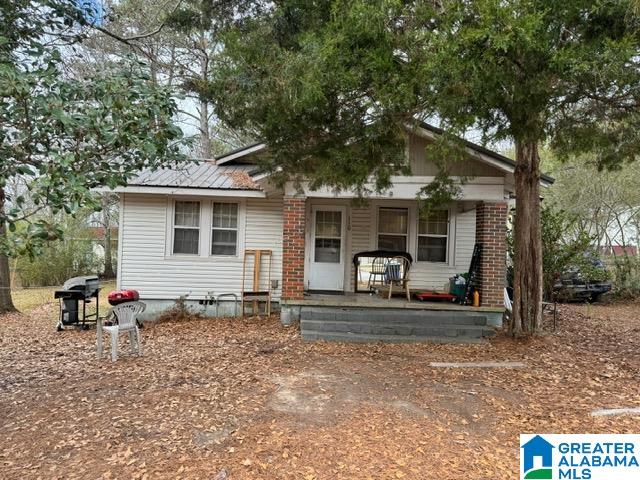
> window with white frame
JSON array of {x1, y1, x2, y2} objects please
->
[
  {"x1": 377, "y1": 207, "x2": 409, "y2": 252},
  {"x1": 173, "y1": 201, "x2": 200, "y2": 254},
  {"x1": 417, "y1": 210, "x2": 449, "y2": 262},
  {"x1": 211, "y1": 202, "x2": 239, "y2": 255}
]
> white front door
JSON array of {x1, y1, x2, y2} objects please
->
[{"x1": 308, "y1": 206, "x2": 346, "y2": 291}]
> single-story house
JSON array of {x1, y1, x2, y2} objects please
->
[{"x1": 111, "y1": 123, "x2": 552, "y2": 342}]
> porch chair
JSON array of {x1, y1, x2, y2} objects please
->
[
  {"x1": 387, "y1": 256, "x2": 412, "y2": 302},
  {"x1": 367, "y1": 256, "x2": 389, "y2": 291},
  {"x1": 103, "y1": 301, "x2": 146, "y2": 362}
]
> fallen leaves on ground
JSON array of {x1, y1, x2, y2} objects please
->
[{"x1": 0, "y1": 300, "x2": 638, "y2": 479}]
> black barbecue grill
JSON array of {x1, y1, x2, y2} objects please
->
[{"x1": 54, "y1": 276, "x2": 100, "y2": 331}]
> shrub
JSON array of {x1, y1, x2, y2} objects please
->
[
  {"x1": 609, "y1": 254, "x2": 640, "y2": 298},
  {"x1": 14, "y1": 215, "x2": 101, "y2": 287},
  {"x1": 156, "y1": 295, "x2": 202, "y2": 323},
  {"x1": 508, "y1": 205, "x2": 598, "y2": 300}
]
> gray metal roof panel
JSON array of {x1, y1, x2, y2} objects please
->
[{"x1": 128, "y1": 162, "x2": 261, "y2": 190}]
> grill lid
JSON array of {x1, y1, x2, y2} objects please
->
[{"x1": 62, "y1": 275, "x2": 99, "y2": 291}]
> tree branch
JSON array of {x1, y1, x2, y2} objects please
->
[{"x1": 91, "y1": 0, "x2": 184, "y2": 47}]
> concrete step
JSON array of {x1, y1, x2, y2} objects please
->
[
  {"x1": 300, "y1": 319, "x2": 494, "y2": 339},
  {"x1": 299, "y1": 307, "x2": 488, "y2": 326},
  {"x1": 301, "y1": 330, "x2": 489, "y2": 344}
]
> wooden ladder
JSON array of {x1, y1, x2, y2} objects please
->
[{"x1": 241, "y1": 249, "x2": 272, "y2": 316}]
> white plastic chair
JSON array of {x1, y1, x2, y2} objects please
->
[{"x1": 103, "y1": 301, "x2": 146, "y2": 362}]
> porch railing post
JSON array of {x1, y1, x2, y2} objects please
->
[
  {"x1": 475, "y1": 201, "x2": 508, "y2": 307},
  {"x1": 282, "y1": 196, "x2": 306, "y2": 300}
]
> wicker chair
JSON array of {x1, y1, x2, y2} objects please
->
[
  {"x1": 387, "y1": 256, "x2": 412, "y2": 301},
  {"x1": 367, "y1": 256, "x2": 388, "y2": 291}
]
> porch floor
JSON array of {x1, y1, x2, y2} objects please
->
[
  {"x1": 282, "y1": 292, "x2": 503, "y2": 343},
  {"x1": 282, "y1": 292, "x2": 503, "y2": 313}
]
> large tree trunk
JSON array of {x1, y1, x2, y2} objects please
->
[
  {"x1": 199, "y1": 99, "x2": 212, "y2": 158},
  {"x1": 101, "y1": 195, "x2": 115, "y2": 279},
  {"x1": 0, "y1": 188, "x2": 17, "y2": 314},
  {"x1": 511, "y1": 140, "x2": 543, "y2": 335}
]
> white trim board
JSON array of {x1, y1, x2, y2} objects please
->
[{"x1": 100, "y1": 186, "x2": 266, "y2": 198}]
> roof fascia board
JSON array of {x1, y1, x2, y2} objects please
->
[
  {"x1": 96, "y1": 186, "x2": 266, "y2": 197},
  {"x1": 216, "y1": 143, "x2": 266, "y2": 164}
]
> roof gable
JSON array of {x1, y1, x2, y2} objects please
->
[{"x1": 215, "y1": 122, "x2": 554, "y2": 186}]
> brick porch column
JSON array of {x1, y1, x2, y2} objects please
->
[
  {"x1": 475, "y1": 201, "x2": 508, "y2": 307},
  {"x1": 282, "y1": 196, "x2": 306, "y2": 300}
]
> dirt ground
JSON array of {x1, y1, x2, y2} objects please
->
[{"x1": 0, "y1": 300, "x2": 639, "y2": 479}]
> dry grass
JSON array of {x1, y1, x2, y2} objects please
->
[
  {"x1": 0, "y1": 300, "x2": 638, "y2": 479},
  {"x1": 11, "y1": 280, "x2": 117, "y2": 314}
]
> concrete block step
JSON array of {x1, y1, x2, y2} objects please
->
[
  {"x1": 301, "y1": 330, "x2": 489, "y2": 344},
  {"x1": 299, "y1": 307, "x2": 488, "y2": 326},
  {"x1": 301, "y1": 319, "x2": 494, "y2": 339}
]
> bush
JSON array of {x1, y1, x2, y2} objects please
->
[
  {"x1": 156, "y1": 295, "x2": 202, "y2": 323},
  {"x1": 508, "y1": 205, "x2": 598, "y2": 300},
  {"x1": 609, "y1": 254, "x2": 640, "y2": 298},
  {"x1": 14, "y1": 215, "x2": 101, "y2": 287}
]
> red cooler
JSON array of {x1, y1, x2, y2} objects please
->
[{"x1": 107, "y1": 289, "x2": 140, "y2": 305}]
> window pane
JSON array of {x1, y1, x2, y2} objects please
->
[
  {"x1": 378, "y1": 208, "x2": 408, "y2": 234},
  {"x1": 419, "y1": 210, "x2": 448, "y2": 235},
  {"x1": 378, "y1": 234, "x2": 407, "y2": 252},
  {"x1": 314, "y1": 238, "x2": 341, "y2": 263},
  {"x1": 175, "y1": 201, "x2": 200, "y2": 227},
  {"x1": 418, "y1": 236, "x2": 447, "y2": 262},
  {"x1": 212, "y1": 229, "x2": 237, "y2": 255},
  {"x1": 173, "y1": 228, "x2": 199, "y2": 254},
  {"x1": 315, "y1": 210, "x2": 342, "y2": 237},
  {"x1": 213, "y1": 203, "x2": 238, "y2": 229}
]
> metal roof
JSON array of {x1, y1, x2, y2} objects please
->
[{"x1": 129, "y1": 162, "x2": 261, "y2": 190}]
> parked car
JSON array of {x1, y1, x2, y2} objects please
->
[{"x1": 553, "y1": 257, "x2": 612, "y2": 302}]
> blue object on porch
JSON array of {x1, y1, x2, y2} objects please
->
[
  {"x1": 385, "y1": 263, "x2": 402, "y2": 283},
  {"x1": 353, "y1": 250, "x2": 413, "y2": 293}
]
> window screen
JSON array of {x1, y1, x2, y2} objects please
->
[
  {"x1": 173, "y1": 201, "x2": 200, "y2": 254},
  {"x1": 212, "y1": 202, "x2": 238, "y2": 255},
  {"x1": 378, "y1": 208, "x2": 408, "y2": 252},
  {"x1": 417, "y1": 210, "x2": 449, "y2": 262}
]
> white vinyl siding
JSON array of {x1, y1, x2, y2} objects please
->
[
  {"x1": 119, "y1": 194, "x2": 283, "y2": 300},
  {"x1": 119, "y1": 193, "x2": 476, "y2": 299},
  {"x1": 408, "y1": 133, "x2": 504, "y2": 177}
]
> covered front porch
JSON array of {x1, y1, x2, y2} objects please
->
[
  {"x1": 279, "y1": 182, "x2": 509, "y2": 342},
  {"x1": 282, "y1": 196, "x2": 508, "y2": 303},
  {"x1": 280, "y1": 194, "x2": 508, "y2": 342}
]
